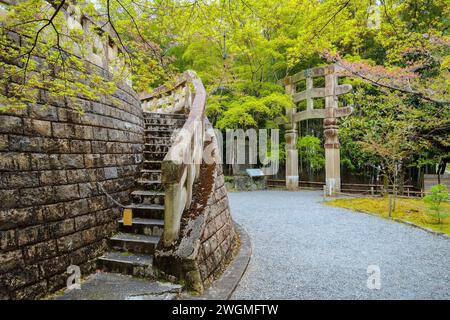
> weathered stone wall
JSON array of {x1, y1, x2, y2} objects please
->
[
  {"x1": 0, "y1": 0, "x2": 145, "y2": 299},
  {"x1": 154, "y1": 124, "x2": 236, "y2": 294},
  {"x1": 195, "y1": 164, "x2": 236, "y2": 289},
  {"x1": 0, "y1": 67, "x2": 143, "y2": 300}
]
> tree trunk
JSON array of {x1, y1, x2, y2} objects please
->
[
  {"x1": 392, "y1": 168, "x2": 398, "y2": 213},
  {"x1": 393, "y1": 189, "x2": 397, "y2": 212},
  {"x1": 383, "y1": 174, "x2": 389, "y2": 195},
  {"x1": 399, "y1": 162, "x2": 405, "y2": 195},
  {"x1": 418, "y1": 166, "x2": 423, "y2": 191},
  {"x1": 388, "y1": 194, "x2": 392, "y2": 218}
]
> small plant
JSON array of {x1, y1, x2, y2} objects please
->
[
  {"x1": 424, "y1": 184, "x2": 449, "y2": 224},
  {"x1": 224, "y1": 176, "x2": 234, "y2": 183}
]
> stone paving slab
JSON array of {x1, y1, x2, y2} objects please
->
[{"x1": 53, "y1": 272, "x2": 182, "y2": 300}]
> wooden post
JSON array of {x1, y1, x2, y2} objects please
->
[
  {"x1": 323, "y1": 67, "x2": 341, "y2": 196},
  {"x1": 284, "y1": 80, "x2": 298, "y2": 191}
]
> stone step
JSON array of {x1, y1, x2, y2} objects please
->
[
  {"x1": 144, "y1": 142, "x2": 171, "y2": 147},
  {"x1": 143, "y1": 156, "x2": 164, "y2": 163},
  {"x1": 145, "y1": 135, "x2": 175, "y2": 141},
  {"x1": 97, "y1": 251, "x2": 154, "y2": 278},
  {"x1": 143, "y1": 112, "x2": 187, "y2": 119},
  {"x1": 144, "y1": 121, "x2": 183, "y2": 127},
  {"x1": 136, "y1": 178, "x2": 162, "y2": 188},
  {"x1": 143, "y1": 160, "x2": 162, "y2": 164},
  {"x1": 127, "y1": 203, "x2": 164, "y2": 209},
  {"x1": 140, "y1": 170, "x2": 161, "y2": 182},
  {"x1": 131, "y1": 190, "x2": 164, "y2": 197},
  {"x1": 140, "y1": 169, "x2": 162, "y2": 174},
  {"x1": 144, "y1": 128, "x2": 176, "y2": 133},
  {"x1": 128, "y1": 203, "x2": 164, "y2": 219},
  {"x1": 144, "y1": 119, "x2": 185, "y2": 127},
  {"x1": 143, "y1": 160, "x2": 162, "y2": 170},
  {"x1": 145, "y1": 142, "x2": 173, "y2": 149},
  {"x1": 144, "y1": 131, "x2": 176, "y2": 138},
  {"x1": 144, "y1": 139, "x2": 173, "y2": 148},
  {"x1": 110, "y1": 233, "x2": 160, "y2": 255},
  {"x1": 144, "y1": 144, "x2": 169, "y2": 152},
  {"x1": 144, "y1": 136, "x2": 172, "y2": 142},
  {"x1": 144, "y1": 128, "x2": 175, "y2": 134},
  {"x1": 131, "y1": 189, "x2": 164, "y2": 205},
  {"x1": 143, "y1": 152, "x2": 166, "y2": 161},
  {"x1": 119, "y1": 218, "x2": 164, "y2": 236},
  {"x1": 143, "y1": 151, "x2": 167, "y2": 156},
  {"x1": 98, "y1": 109, "x2": 186, "y2": 280},
  {"x1": 144, "y1": 113, "x2": 187, "y2": 119}
]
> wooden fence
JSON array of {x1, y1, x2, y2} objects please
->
[{"x1": 267, "y1": 179, "x2": 427, "y2": 197}]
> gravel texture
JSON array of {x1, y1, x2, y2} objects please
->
[{"x1": 229, "y1": 190, "x2": 450, "y2": 299}]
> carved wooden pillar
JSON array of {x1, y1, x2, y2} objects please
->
[
  {"x1": 324, "y1": 117, "x2": 340, "y2": 196},
  {"x1": 284, "y1": 81, "x2": 298, "y2": 191},
  {"x1": 324, "y1": 70, "x2": 340, "y2": 196}
]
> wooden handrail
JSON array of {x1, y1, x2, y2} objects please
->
[
  {"x1": 161, "y1": 71, "x2": 206, "y2": 183},
  {"x1": 141, "y1": 70, "x2": 207, "y2": 247}
]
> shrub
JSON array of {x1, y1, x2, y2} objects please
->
[{"x1": 424, "y1": 184, "x2": 449, "y2": 224}]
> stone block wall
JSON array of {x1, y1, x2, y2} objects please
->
[
  {"x1": 195, "y1": 165, "x2": 237, "y2": 289},
  {"x1": 0, "y1": 73, "x2": 143, "y2": 299}
]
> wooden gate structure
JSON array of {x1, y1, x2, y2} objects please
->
[{"x1": 278, "y1": 64, "x2": 353, "y2": 196}]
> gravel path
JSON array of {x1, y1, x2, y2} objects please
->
[{"x1": 229, "y1": 190, "x2": 450, "y2": 299}]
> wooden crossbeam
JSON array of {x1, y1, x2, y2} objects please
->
[
  {"x1": 275, "y1": 106, "x2": 353, "y2": 124},
  {"x1": 293, "y1": 106, "x2": 353, "y2": 122},
  {"x1": 278, "y1": 64, "x2": 344, "y2": 86},
  {"x1": 292, "y1": 84, "x2": 352, "y2": 103},
  {"x1": 293, "y1": 88, "x2": 325, "y2": 102}
]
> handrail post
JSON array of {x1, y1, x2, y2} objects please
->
[{"x1": 163, "y1": 182, "x2": 182, "y2": 246}]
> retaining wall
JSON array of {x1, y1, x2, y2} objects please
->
[{"x1": 0, "y1": 53, "x2": 143, "y2": 301}]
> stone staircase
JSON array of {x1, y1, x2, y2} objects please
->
[{"x1": 97, "y1": 112, "x2": 187, "y2": 278}]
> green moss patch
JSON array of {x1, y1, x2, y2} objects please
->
[{"x1": 325, "y1": 197, "x2": 450, "y2": 235}]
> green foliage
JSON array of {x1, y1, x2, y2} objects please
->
[
  {"x1": 1, "y1": 1, "x2": 116, "y2": 110},
  {"x1": 150, "y1": 0, "x2": 448, "y2": 177},
  {"x1": 0, "y1": 0, "x2": 168, "y2": 112},
  {"x1": 214, "y1": 91, "x2": 291, "y2": 129},
  {"x1": 339, "y1": 82, "x2": 448, "y2": 185},
  {"x1": 326, "y1": 196, "x2": 450, "y2": 235},
  {"x1": 297, "y1": 135, "x2": 324, "y2": 172},
  {"x1": 1, "y1": 0, "x2": 448, "y2": 180},
  {"x1": 424, "y1": 184, "x2": 450, "y2": 224}
]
